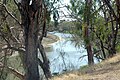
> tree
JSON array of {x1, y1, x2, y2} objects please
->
[
  {"x1": 102, "y1": 0, "x2": 120, "y2": 56},
  {"x1": 0, "y1": 0, "x2": 54, "y2": 79},
  {"x1": 68, "y1": 0, "x2": 94, "y2": 65},
  {"x1": 83, "y1": 0, "x2": 94, "y2": 65},
  {"x1": 0, "y1": 0, "x2": 61, "y2": 79},
  {"x1": 67, "y1": 0, "x2": 120, "y2": 62},
  {"x1": 12, "y1": 0, "x2": 53, "y2": 79},
  {"x1": 18, "y1": 0, "x2": 41, "y2": 79}
]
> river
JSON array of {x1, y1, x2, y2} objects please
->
[{"x1": 45, "y1": 32, "x2": 99, "y2": 74}]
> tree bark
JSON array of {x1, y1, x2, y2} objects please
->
[
  {"x1": 84, "y1": 0, "x2": 94, "y2": 65},
  {"x1": 20, "y1": 0, "x2": 40, "y2": 80}
]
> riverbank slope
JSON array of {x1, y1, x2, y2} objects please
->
[
  {"x1": 51, "y1": 53, "x2": 120, "y2": 80},
  {"x1": 42, "y1": 33, "x2": 59, "y2": 48}
]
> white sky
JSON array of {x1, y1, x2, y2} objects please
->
[
  {"x1": 63, "y1": 0, "x2": 70, "y2": 5},
  {"x1": 51, "y1": 0, "x2": 71, "y2": 21},
  {"x1": 59, "y1": 0, "x2": 71, "y2": 21}
]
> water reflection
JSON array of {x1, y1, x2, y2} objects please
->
[
  {"x1": 45, "y1": 32, "x2": 87, "y2": 73},
  {"x1": 45, "y1": 32, "x2": 98, "y2": 74}
]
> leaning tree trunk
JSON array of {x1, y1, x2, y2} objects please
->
[{"x1": 19, "y1": 0, "x2": 40, "y2": 80}]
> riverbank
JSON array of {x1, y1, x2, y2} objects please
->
[
  {"x1": 51, "y1": 53, "x2": 120, "y2": 80},
  {"x1": 42, "y1": 33, "x2": 60, "y2": 48}
]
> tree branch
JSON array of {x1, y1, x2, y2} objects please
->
[
  {"x1": 0, "y1": 63, "x2": 24, "y2": 80},
  {"x1": 1, "y1": 4, "x2": 21, "y2": 25},
  {"x1": 7, "y1": 67, "x2": 24, "y2": 80},
  {"x1": 2, "y1": 46, "x2": 25, "y2": 53},
  {"x1": 13, "y1": 0, "x2": 19, "y2": 6},
  {"x1": 8, "y1": 46, "x2": 25, "y2": 53},
  {"x1": 103, "y1": 0, "x2": 117, "y2": 20}
]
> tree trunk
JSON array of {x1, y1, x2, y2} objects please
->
[
  {"x1": 99, "y1": 38, "x2": 106, "y2": 59},
  {"x1": 86, "y1": 43, "x2": 94, "y2": 65},
  {"x1": 24, "y1": 29, "x2": 39, "y2": 80},
  {"x1": 84, "y1": 0, "x2": 94, "y2": 65},
  {"x1": 104, "y1": 0, "x2": 119, "y2": 56},
  {"x1": 84, "y1": 25, "x2": 94, "y2": 65},
  {"x1": 20, "y1": 0, "x2": 40, "y2": 80}
]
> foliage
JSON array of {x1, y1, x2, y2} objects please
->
[{"x1": 68, "y1": 0, "x2": 120, "y2": 60}]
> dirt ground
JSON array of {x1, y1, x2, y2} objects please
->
[{"x1": 51, "y1": 54, "x2": 120, "y2": 80}]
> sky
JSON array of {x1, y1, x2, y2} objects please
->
[
  {"x1": 51, "y1": 0, "x2": 71, "y2": 21},
  {"x1": 57, "y1": 0, "x2": 72, "y2": 21},
  {"x1": 63, "y1": 0, "x2": 70, "y2": 5}
]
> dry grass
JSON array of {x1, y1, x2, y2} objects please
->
[{"x1": 51, "y1": 54, "x2": 120, "y2": 80}]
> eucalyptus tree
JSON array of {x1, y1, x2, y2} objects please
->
[
  {"x1": 0, "y1": 0, "x2": 60, "y2": 80},
  {"x1": 101, "y1": 0, "x2": 120, "y2": 56},
  {"x1": 68, "y1": 0, "x2": 120, "y2": 62},
  {"x1": 68, "y1": 0, "x2": 94, "y2": 65},
  {"x1": 93, "y1": 0, "x2": 120, "y2": 58},
  {"x1": 84, "y1": 0, "x2": 94, "y2": 65},
  {"x1": 0, "y1": 0, "x2": 42, "y2": 79}
]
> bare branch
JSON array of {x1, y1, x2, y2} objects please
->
[
  {"x1": 103, "y1": 0, "x2": 117, "y2": 20},
  {"x1": 7, "y1": 67, "x2": 24, "y2": 80},
  {"x1": 0, "y1": 31, "x2": 11, "y2": 46},
  {"x1": 0, "y1": 63, "x2": 24, "y2": 80},
  {"x1": 1, "y1": 4, "x2": 21, "y2": 25},
  {"x1": 8, "y1": 46, "x2": 25, "y2": 53},
  {"x1": 103, "y1": 46, "x2": 109, "y2": 51},
  {"x1": 2, "y1": 46, "x2": 25, "y2": 53},
  {"x1": 13, "y1": 0, "x2": 19, "y2": 6},
  {"x1": 38, "y1": 58, "x2": 43, "y2": 67}
]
